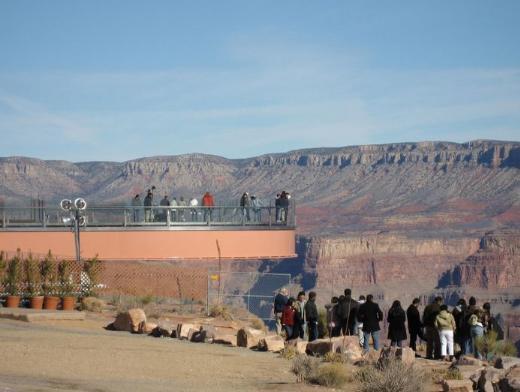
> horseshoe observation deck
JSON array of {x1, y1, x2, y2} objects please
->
[{"x1": 0, "y1": 205, "x2": 296, "y2": 260}]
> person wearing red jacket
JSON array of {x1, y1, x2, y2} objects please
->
[
  {"x1": 282, "y1": 297, "x2": 296, "y2": 340},
  {"x1": 201, "y1": 192, "x2": 215, "y2": 222}
]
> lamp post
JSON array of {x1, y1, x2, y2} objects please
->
[{"x1": 60, "y1": 198, "x2": 87, "y2": 263}]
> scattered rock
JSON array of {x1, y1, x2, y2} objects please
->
[
  {"x1": 305, "y1": 336, "x2": 360, "y2": 356},
  {"x1": 236, "y1": 327, "x2": 265, "y2": 349},
  {"x1": 379, "y1": 347, "x2": 415, "y2": 366},
  {"x1": 211, "y1": 333, "x2": 237, "y2": 346},
  {"x1": 441, "y1": 379, "x2": 474, "y2": 392},
  {"x1": 111, "y1": 308, "x2": 147, "y2": 333},
  {"x1": 498, "y1": 364, "x2": 520, "y2": 392},
  {"x1": 495, "y1": 356, "x2": 520, "y2": 371},
  {"x1": 257, "y1": 335, "x2": 285, "y2": 352}
]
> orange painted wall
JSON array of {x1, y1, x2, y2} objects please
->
[{"x1": 0, "y1": 229, "x2": 296, "y2": 260}]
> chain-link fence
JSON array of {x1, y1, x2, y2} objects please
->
[{"x1": 207, "y1": 271, "x2": 291, "y2": 325}]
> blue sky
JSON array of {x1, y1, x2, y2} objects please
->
[{"x1": 0, "y1": 1, "x2": 519, "y2": 161}]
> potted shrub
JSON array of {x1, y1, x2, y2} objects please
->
[
  {"x1": 23, "y1": 253, "x2": 43, "y2": 309},
  {"x1": 3, "y1": 251, "x2": 22, "y2": 308},
  {"x1": 41, "y1": 250, "x2": 59, "y2": 310},
  {"x1": 58, "y1": 260, "x2": 76, "y2": 311}
]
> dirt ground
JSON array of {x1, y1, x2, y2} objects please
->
[{"x1": 0, "y1": 315, "x2": 336, "y2": 392}]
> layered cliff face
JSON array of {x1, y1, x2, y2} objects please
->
[
  {"x1": 304, "y1": 233, "x2": 481, "y2": 292},
  {"x1": 447, "y1": 231, "x2": 520, "y2": 289}
]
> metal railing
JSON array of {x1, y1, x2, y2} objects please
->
[{"x1": 0, "y1": 204, "x2": 296, "y2": 229}]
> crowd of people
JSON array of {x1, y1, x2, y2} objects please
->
[
  {"x1": 273, "y1": 288, "x2": 503, "y2": 361},
  {"x1": 129, "y1": 187, "x2": 291, "y2": 224}
]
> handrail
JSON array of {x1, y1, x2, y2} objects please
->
[{"x1": 0, "y1": 204, "x2": 296, "y2": 229}]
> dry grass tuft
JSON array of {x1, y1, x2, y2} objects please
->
[{"x1": 81, "y1": 297, "x2": 106, "y2": 313}]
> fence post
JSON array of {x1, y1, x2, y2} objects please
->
[
  {"x1": 206, "y1": 273, "x2": 210, "y2": 316},
  {"x1": 166, "y1": 209, "x2": 171, "y2": 227}
]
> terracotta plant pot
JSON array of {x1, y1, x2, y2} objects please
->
[
  {"x1": 6, "y1": 295, "x2": 21, "y2": 308},
  {"x1": 61, "y1": 296, "x2": 76, "y2": 311},
  {"x1": 43, "y1": 296, "x2": 60, "y2": 310},
  {"x1": 30, "y1": 296, "x2": 44, "y2": 310}
]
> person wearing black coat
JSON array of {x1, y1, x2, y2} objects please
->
[
  {"x1": 407, "y1": 298, "x2": 426, "y2": 352},
  {"x1": 357, "y1": 294, "x2": 383, "y2": 351},
  {"x1": 387, "y1": 300, "x2": 407, "y2": 347},
  {"x1": 304, "y1": 291, "x2": 319, "y2": 342},
  {"x1": 423, "y1": 296, "x2": 443, "y2": 359},
  {"x1": 336, "y1": 288, "x2": 359, "y2": 335}
]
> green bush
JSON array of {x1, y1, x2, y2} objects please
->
[
  {"x1": 40, "y1": 251, "x2": 58, "y2": 296},
  {"x1": 3, "y1": 252, "x2": 22, "y2": 296},
  {"x1": 356, "y1": 358, "x2": 428, "y2": 392},
  {"x1": 58, "y1": 260, "x2": 74, "y2": 297},
  {"x1": 83, "y1": 256, "x2": 101, "y2": 297},
  {"x1": 311, "y1": 363, "x2": 348, "y2": 388},
  {"x1": 23, "y1": 254, "x2": 41, "y2": 297},
  {"x1": 475, "y1": 330, "x2": 518, "y2": 360}
]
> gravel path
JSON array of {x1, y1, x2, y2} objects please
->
[{"x1": 0, "y1": 317, "x2": 322, "y2": 392}]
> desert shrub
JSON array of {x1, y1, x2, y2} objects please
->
[
  {"x1": 475, "y1": 330, "x2": 518, "y2": 359},
  {"x1": 355, "y1": 358, "x2": 428, "y2": 392},
  {"x1": 318, "y1": 308, "x2": 329, "y2": 338},
  {"x1": 291, "y1": 354, "x2": 320, "y2": 383},
  {"x1": 280, "y1": 345, "x2": 298, "y2": 360},
  {"x1": 81, "y1": 296, "x2": 105, "y2": 312},
  {"x1": 249, "y1": 316, "x2": 266, "y2": 332},
  {"x1": 139, "y1": 294, "x2": 155, "y2": 306},
  {"x1": 323, "y1": 351, "x2": 346, "y2": 363},
  {"x1": 431, "y1": 367, "x2": 463, "y2": 383},
  {"x1": 209, "y1": 304, "x2": 233, "y2": 321},
  {"x1": 311, "y1": 363, "x2": 348, "y2": 388}
]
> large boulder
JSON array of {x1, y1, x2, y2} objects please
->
[
  {"x1": 237, "y1": 327, "x2": 265, "y2": 349},
  {"x1": 142, "y1": 322, "x2": 157, "y2": 334},
  {"x1": 257, "y1": 335, "x2": 285, "y2": 352},
  {"x1": 188, "y1": 327, "x2": 206, "y2": 343},
  {"x1": 306, "y1": 336, "x2": 360, "y2": 356},
  {"x1": 111, "y1": 308, "x2": 147, "y2": 333},
  {"x1": 379, "y1": 347, "x2": 415, "y2": 366},
  {"x1": 211, "y1": 333, "x2": 237, "y2": 346},
  {"x1": 201, "y1": 324, "x2": 238, "y2": 340},
  {"x1": 285, "y1": 338, "x2": 308, "y2": 355},
  {"x1": 495, "y1": 356, "x2": 520, "y2": 371},
  {"x1": 498, "y1": 364, "x2": 520, "y2": 392},
  {"x1": 441, "y1": 379, "x2": 474, "y2": 392},
  {"x1": 474, "y1": 367, "x2": 506, "y2": 392},
  {"x1": 151, "y1": 319, "x2": 177, "y2": 338},
  {"x1": 177, "y1": 323, "x2": 201, "y2": 340}
]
